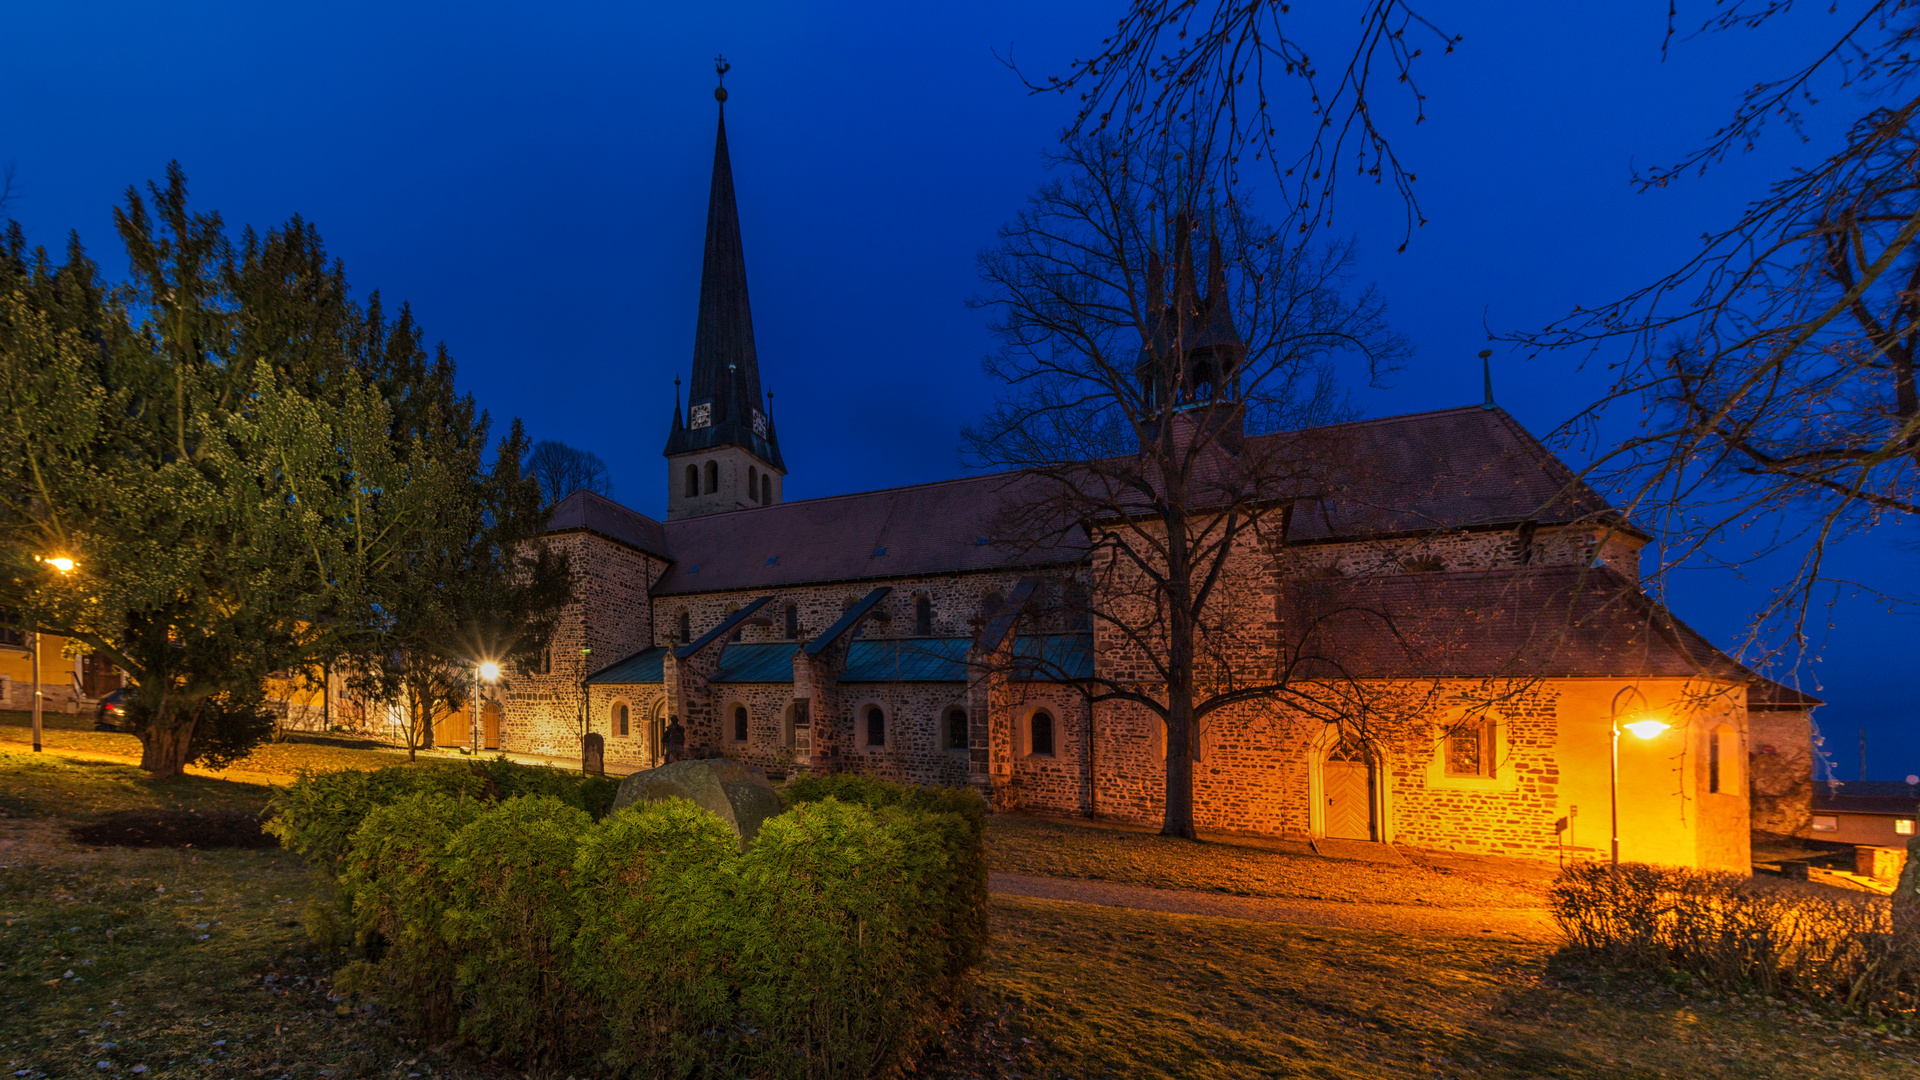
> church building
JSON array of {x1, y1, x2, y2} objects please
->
[{"x1": 498, "y1": 92, "x2": 1817, "y2": 871}]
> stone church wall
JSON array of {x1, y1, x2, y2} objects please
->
[
  {"x1": 501, "y1": 531, "x2": 665, "y2": 759},
  {"x1": 1749, "y1": 706, "x2": 1814, "y2": 837}
]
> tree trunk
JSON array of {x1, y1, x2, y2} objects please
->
[
  {"x1": 140, "y1": 720, "x2": 196, "y2": 778},
  {"x1": 1160, "y1": 503, "x2": 1199, "y2": 839},
  {"x1": 1162, "y1": 698, "x2": 1197, "y2": 839}
]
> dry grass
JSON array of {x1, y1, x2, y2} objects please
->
[
  {"x1": 948, "y1": 894, "x2": 1920, "y2": 1080},
  {"x1": 0, "y1": 710, "x2": 417, "y2": 785},
  {"x1": 988, "y1": 812, "x2": 1556, "y2": 909}
]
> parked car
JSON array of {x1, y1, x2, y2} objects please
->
[{"x1": 94, "y1": 688, "x2": 128, "y2": 731}]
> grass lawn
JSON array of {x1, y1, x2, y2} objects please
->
[
  {"x1": 989, "y1": 812, "x2": 1557, "y2": 908},
  {"x1": 3, "y1": 750, "x2": 1918, "y2": 1079},
  {"x1": 0, "y1": 710, "x2": 424, "y2": 786}
]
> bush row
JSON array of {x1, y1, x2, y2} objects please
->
[
  {"x1": 275, "y1": 766, "x2": 988, "y2": 1078},
  {"x1": 1551, "y1": 862, "x2": 1916, "y2": 1012}
]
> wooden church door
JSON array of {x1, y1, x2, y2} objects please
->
[
  {"x1": 482, "y1": 702, "x2": 502, "y2": 750},
  {"x1": 1323, "y1": 738, "x2": 1376, "y2": 841}
]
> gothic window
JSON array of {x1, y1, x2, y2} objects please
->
[
  {"x1": 914, "y1": 595, "x2": 932, "y2": 635},
  {"x1": 684, "y1": 465, "x2": 698, "y2": 498},
  {"x1": 784, "y1": 603, "x2": 799, "y2": 640},
  {"x1": 865, "y1": 705, "x2": 886, "y2": 747},
  {"x1": 733, "y1": 705, "x2": 749, "y2": 743},
  {"x1": 1029, "y1": 710, "x2": 1055, "y2": 757},
  {"x1": 704, "y1": 460, "x2": 718, "y2": 494},
  {"x1": 748, "y1": 466, "x2": 759, "y2": 501},
  {"x1": 946, "y1": 707, "x2": 968, "y2": 751},
  {"x1": 761, "y1": 474, "x2": 772, "y2": 505},
  {"x1": 677, "y1": 610, "x2": 690, "y2": 644},
  {"x1": 1445, "y1": 720, "x2": 1494, "y2": 778}
]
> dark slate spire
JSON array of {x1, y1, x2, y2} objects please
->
[{"x1": 665, "y1": 67, "x2": 784, "y2": 470}]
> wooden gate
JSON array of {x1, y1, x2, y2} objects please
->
[
  {"x1": 1323, "y1": 737, "x2": 1376, "y2": 841},
  {"x1": 482, "y1": 701, "x2": 501, "y2": 750}
]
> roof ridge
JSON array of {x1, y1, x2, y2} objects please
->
[{"x1": 661, "y1": 469, "x2": 1024, "y2": 522}]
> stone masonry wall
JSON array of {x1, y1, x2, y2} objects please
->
[
  {"x1": 502, "y1": 532, "x2": 665, "y2": 759},
  {"x1": 1749, "y1": 707, "x2": 1814, "y2": 837},
  {"x1": 1275, "y1": 523, "x2": 1643, "y2": 584}
]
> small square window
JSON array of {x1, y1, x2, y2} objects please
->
[
  {"x1": 1898, "y1": 820, "x2": 1914, "y2": 836},
  {"x1": 1812, "y1": 815, "x2": 1839, "y2": 832}
]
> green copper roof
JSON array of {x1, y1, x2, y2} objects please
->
[
  {"x1": 712, "y1": 642, "x2": 800, "y2": 683},
  {"x1": 584, "y1": 646, "x2": 667, "y2": 685},
  {"x1": 842, "y1": 637, "x2": 972, "y2": 683},
  {"x1": 1012, "y1": 633, "x2": 1094, "y2": 681}
]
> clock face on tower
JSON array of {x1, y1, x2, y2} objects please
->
[
  {"x1": 752, "y1": 409, "x2": 766, "y2": 435},
  {"x1": 690, "y1": 403, "x2": 712, "y2": 429}
]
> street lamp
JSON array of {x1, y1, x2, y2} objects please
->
[
  {"x1": 30, "y1": 554, "x2": 78, "y2": 754},
  {"x1": 472, "y1": 660, "x2": 500, "y2": 753},
  {"x1": 1610, "y1": 685, "x2": 1671, "y2": 876}
]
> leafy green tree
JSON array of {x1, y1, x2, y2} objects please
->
[{"x1": 0, "y1": 164, "x2": 566, "y2": 776}]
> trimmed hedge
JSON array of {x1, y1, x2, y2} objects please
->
[{"x1": 280, "y1": 769, "x2": 989, "y2": 1078}]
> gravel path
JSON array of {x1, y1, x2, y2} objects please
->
[{"x1": 990, "y1": 870, "x2": 1559, "y2": 942}]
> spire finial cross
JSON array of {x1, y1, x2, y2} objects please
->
[{"x1": 714, "y1": 55, "x2": 731, "y2": 102}]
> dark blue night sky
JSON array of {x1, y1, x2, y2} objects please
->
[{"x1": 9, "y1": 3, "x2": 1912, "y2": 777}]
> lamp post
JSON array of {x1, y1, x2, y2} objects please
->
[
  {"x1": 31, "y1": 555, "x2": 78, "y2": 754},
  {"x1": 1609, "y1": 685, "x2": 1671, "y2": 877},
  {"x1": 472, "y1": 660, "x2": 500, "y2": 753}
]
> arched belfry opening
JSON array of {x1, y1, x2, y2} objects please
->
[{"x1": 663, "y1": 61, "x2": 788, "y2": 520}]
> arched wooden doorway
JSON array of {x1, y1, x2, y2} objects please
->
[{"x1": 1322, "y1": 736, "x2": 1377, "y2": 841}]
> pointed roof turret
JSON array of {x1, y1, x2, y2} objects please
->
[{"x1": 665, "y1": 65, "x2": 784, "y2": 470}]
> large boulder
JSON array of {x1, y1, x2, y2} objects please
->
[{"x1": 610, "y1": 758, "x2": 785, "y2": 847}]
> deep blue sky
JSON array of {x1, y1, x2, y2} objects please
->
[{"x1": 8, "y1": 2, "x2": 1913, "y2": 778}]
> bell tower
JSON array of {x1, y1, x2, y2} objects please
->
[{"x1": 664, "y1": 58, "x2": 787, "y2": 520}]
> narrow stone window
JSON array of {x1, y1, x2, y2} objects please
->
[
  {"x1": 704, "y1": 460, "x2": 718, "y2": 494},
  {"x1": 1445, "y1": 720, "x2": 1495, "y2": 779},
  {"x1": 914, "y1": 595, "x2": 932, "y2": 635},
  {"x1": 946, "y1": 707, "x2": 968, "y2": 751},
  {"x1": 866, "y1": 705, "x2": 886, "y2": 747},
  {"x1": 748, "y1": 466, "x2": 759, "y2": 501},
  {"x1": 684, "y1": 464, "x2": 698, "y2": 498},
  {"x1": 1030, "y1": 710, "x2": 1055, "y2": 756},
  {"x1": 1709, "y1": 731, "x2": 1720, "y2": 793},
  {"x1": 784, "y1": 603, "x2": 798, "y2": 640},
  {"x1": 613, "y1": 702, "x2": 629, "y2": 737},
  {"x1": 677, "y1": 610, "x2": 690, "y2": 644},
  {"x1": 733, "y1": 705, "x2": 749, "y2": 743},
  {"x1": 761, "y1": 474, "x2": 772, "y2": 505}
]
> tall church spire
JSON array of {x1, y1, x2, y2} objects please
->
[{"x1": 665, "y1": 60, "x2": 784, "y2": 470}]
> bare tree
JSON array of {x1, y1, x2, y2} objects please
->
[
  {"x1": 525, "y1": 438, "x2": 614, "y2": 508},
  {"x1": 1013, "y1": 2, "x2": 1459, "y2": 245},
  {"x1": 1510, "y1": 5, "x2": 1920, "y2": 675},
  {"x1": 964, "y1": 134, "x2": 1409, "y2": 837}
]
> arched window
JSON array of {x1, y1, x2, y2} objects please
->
[
  {"x1": 761, "y1": 474, "x2": 772, "y2": 505},
  {"x1": 704, "y1": 460, "x2": 718, "y2": 494},
  {"x1": 676, "y1": 610, "x2": 690, "y2": 644},
  {"x1": 784, "y1": 603, "x2": 799, "y2": 640},
  {"x1": 914, "y1": 595, "x2": 932, "y2": 636},
  {"x1": 946, "y1": 707, "x2": 968, "y2": 751},
  {"x1": 1709, "y1": 724, "x2": 1738, "y2": 794},
  {"x1": 748, "y1": 466, "x2": 759, "y2": 501},
  {"x1": 865, "y1": 705, "x2": 886, "y2": 747},
  {"x1": 733, "y1": 705, "x2": 749, "y2": 743},
  {"x1": 684, "y1": 464, "x2": 698, "y2": 498},
  {"x1": 1030, "y1": 710, "x2": 1055, "y2": 756},
  {"x1": 611, "y1": 701, "x2": 629, "y2": 737}
]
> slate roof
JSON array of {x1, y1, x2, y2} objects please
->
[
  {"x1": 546, "y1": 490, "x2": 671, "y2": 560},
  {"x1": 652, "y1": 472, "x2": 1080, "y2": 595},
  {"x1": 1267, "y1": 406, "x2": 1618, "y2": 541},
  {"x1": 584, "y1": 645, "x2": 667, "y2": 685},
  {"x1": 1284, "y1": 566, "x2": 1766, "y2": 682},
  {"x1": 1013, "y1": 633, "x2": 1095, "y2": 681},
  {"x1": 711, "y1": 641, "x2": 799, "y2": 683},
  {"x1": 1814, "y1": 782, "x2": 1920, "y2": 815}
]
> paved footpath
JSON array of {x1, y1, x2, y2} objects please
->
[{"x1": 989, "y1": 870, "x2": 1558, "y2": 942}]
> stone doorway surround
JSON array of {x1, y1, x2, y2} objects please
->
[{"x1": 1306, "y1": 723, "x2": 1394, "y2": 844}]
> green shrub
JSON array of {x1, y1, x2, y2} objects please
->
[
  {"x1": 1551, "y1": 862, "x2": 1915, "y2": 1012},
  {"x1": 443, "y1": 796, "x2": 594, "y2": 1066},
  {"x1": 788, "y1": 775, "x2": 990, "y2": 978},
  {"x1": 337, "y1": 791, "x2": 485, "y2": 1038},
  {"x1": 319, "y1": 775, "x2": 990, "y2": 1078},
  {"x1": 571, "y1": 798, "x2": 740, "y2": 1075}
]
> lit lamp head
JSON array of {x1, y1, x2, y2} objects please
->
[
  {"x1": 1622, "y1": 717, "x2": 1670, "y2": 740},
  {"x1": 39, "y1": 556, "x2": 76, "y2": 574},
  {"x1": 478, "y1": 661, "x2": 501, "y2": 683}
]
